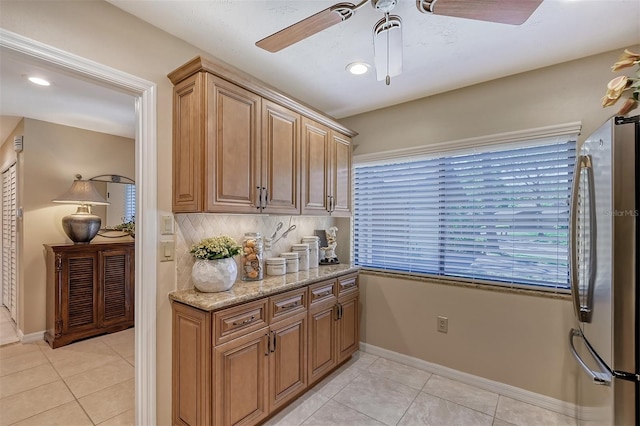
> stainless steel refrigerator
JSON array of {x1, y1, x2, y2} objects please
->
[{"x1": 569, "y1": 115, "x2": 639, "y2": 425}]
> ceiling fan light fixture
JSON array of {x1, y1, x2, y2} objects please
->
[
  {"x1": 373, "y1": 15, "x2": 403, "y2": 82},
  {"x1": 346, "y1": 62, "x2": 370, "y2": 75}
]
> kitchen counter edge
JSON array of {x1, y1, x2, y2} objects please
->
[{"x1": 169, "y1": 264, "x2": 359, "y2": 312}]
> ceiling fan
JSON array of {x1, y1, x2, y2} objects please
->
[{"x1": 256, "y1": 0, "x2": 544, "y2": 85}]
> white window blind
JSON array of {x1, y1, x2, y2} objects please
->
[
  {"x1": 124, "y1": 184, "x2": 136, "y2": 222},
  {"x1": 354, "y1": 139, "x2": 577, "y2": 291}
]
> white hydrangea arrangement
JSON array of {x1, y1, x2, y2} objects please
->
[{"x1": 190, "y1": 236, "x2": 243, "y2": 260}]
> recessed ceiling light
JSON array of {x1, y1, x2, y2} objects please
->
[
  {"x1": 28, "y1": 76, "x2": 50, "y2": 86},
  {"x1": 346, "y1": 62, "x2": 370, "y2": 75}
]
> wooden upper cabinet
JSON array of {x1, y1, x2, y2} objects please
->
[
  {"x1": 331, "y1": 132, "x2": 352, "y2": 217},
  {"x1": 172, "y1": 73, "x2": 204, "y2": 212},
  {"x1": 262, "y1": 100, "x2": 300, "y2": 215},
  {"x1": 169, "y1": 56, "x2": 357, "y2": 214},
  {"x1": 301, "y1": 118, "x2": 352, "y2": 216},
  {"x1": 301, "y1": 118, "x2": 331, "y2": 215},
  {"x1": 206, "y1": 74, "x2": 261, "y2": 213}
]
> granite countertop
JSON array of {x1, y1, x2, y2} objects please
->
[{"x1": 169, "y1": 264, "x2": 359, "y2": 312}]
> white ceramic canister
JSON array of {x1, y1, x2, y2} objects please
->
[
  {"x1": 280, "y1": 252, "x2": 299, "y2": 273},
  {"x1": 266, "y1": 257, "x2": 286, "y2": 276},
  {"x1": 291, "y1": 243, "x2": 309, "y2": 271},
  {"x1": 301, "y1": 236, "x2": 319, "y2": 268}
]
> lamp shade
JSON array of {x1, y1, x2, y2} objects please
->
[
  {"x1": 52, "y1": 175, "x2": 109, "y2": 244},
  {"x1": 52, "y1": 177, "x2": 109, "y2": 205}
]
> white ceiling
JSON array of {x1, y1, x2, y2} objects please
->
[
  {"x1": 0, "y1": 47, "x2": 136, "y2": 143},
  {"x1": 108, "y1": 0, "x2": 640, "y2": 118},
  {"x1": 1, "y1": 0, "x2": 639, "y2": 145}
]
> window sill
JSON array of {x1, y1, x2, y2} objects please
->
[{"x1": 360, "y1": 268, "x2": 572, "y2": 301}]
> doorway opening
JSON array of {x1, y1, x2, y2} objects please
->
[{"x1": 0, "y1": 29, "x2": 158, "y2": 425}]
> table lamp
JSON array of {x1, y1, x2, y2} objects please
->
[{"x1": 52, "y1": 174, "x2": 110, "y2": 243}]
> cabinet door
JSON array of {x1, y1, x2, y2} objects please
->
[
  {"x1": 61, "y1": 252, "x2": 99, "y2": 335},
  {"x1": 301, "y1": 118, "x2": 330, "y2": 215},
  {"x1": 269, "y1": 312, "x2": 307, "y2": 411},
  {"x1": 206, "y1": 74, "x2": 262, "y2": 213},
  {"x1": 172, "y1": 302, "x2": 212, "y2": 426},
  {"x1": 337, "y1": 292, "x2": 359, "y2": 363},
  {"x1": 99, "y1": 248, "x2": 133, "y2": 328},
  {"x1": 173, "y1": 73, "x2": 204, "y2": 212},
  {"x1": 331, "y1": 132, "x2": 352, "y2": 216},
  {"x1": 262, "y1": 100, "x2": 301, "y2": 215},
  {"x1": 308, "y1": 299, "x2": 337, "y2": 384},
  {"x1": 215, "y1": 328, "x2": 270, "y2": 426}
]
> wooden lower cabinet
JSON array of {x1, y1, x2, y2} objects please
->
[
  {"x1": 308, "y1": 298, "x2": 337, "y2": 385},
  {"x1": 269, "y1": 312, "x2": 307, "y2": 411},
  {"x1": 215, "y1": 328, "x2": 270, "y2": 426},
  {"x1": 173, "y1": 302, "x2": 212, "y2": 426},
  {"x1": 171, "y1": 272, "x2": 359, "y2": 426},
  {"x1": 337, "y1": 292, "x2": 359, "y2": 363},
  {"x1": 44, "y1": 242, "x2": 134, "y2": 349}
]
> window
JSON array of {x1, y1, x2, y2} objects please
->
[
  {"x1": 124, "y1": 184, "x2": 136, "y2": 222},
  {"x1": 354, "y1": 136, "x2": 577, "y2": 291}
]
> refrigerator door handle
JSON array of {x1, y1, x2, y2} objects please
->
[
  {"x1": 569, "y1": 328, "x2": 612, "y2": 386},
  {"x1": 569, "y1": 155, "x2": 597, "y2": 323}
]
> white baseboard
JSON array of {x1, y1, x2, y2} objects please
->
[
  {"x1": 19, "y1": 330, "x2": 45, "y2": 344},
  {"x1": 360, "y1": 342, "x2": 577, "y2": 418}
]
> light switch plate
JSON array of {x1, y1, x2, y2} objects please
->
[
  {"x1": 161, "y1": 215, "x2": 174, "y2": 235},
  {"x1": 160, "y1": 240, "x2": 174, "y2": 262}
]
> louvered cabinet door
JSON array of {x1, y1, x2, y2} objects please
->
[
  {"x1": 61, "y1": 252, "x2": 100, "y2": 335},
  {"x1": 45, "y1": 242, "x2": 134, "y2": 348},
  {"x1": 99, "y1": 248, "x2": 133, "y2": 327}
]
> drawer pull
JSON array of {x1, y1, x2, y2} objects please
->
[
  {"x1": 281, "y1": 301, "x2": 300, "y2": 310},
  {"x1": 341, "y1": 281, "x2": 355, "y2": 289},
  {"x1": 232, "y1": 315, "x2": 255, "y2": 326},
  {"x1": 315, "y1": 290, "x2": 332, "y2": 298}
]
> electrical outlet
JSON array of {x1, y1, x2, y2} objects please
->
[{"x1": 437, "y1": 316, "x2": 448, "y2": 333}]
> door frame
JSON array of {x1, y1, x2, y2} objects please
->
[{"x1": 0, "y1": 29, "x2": 158, "y2": 425}]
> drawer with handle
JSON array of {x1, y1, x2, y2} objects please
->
[
  {"x1": 213, "y1": 298, "x2": 268, "y2": 345},
  {"x1": 309, "y1": 279, "x2": 337, "y2": 305},
  {"x1": 269, "y1": 287, "x2": 307, "y2": 323},
  {"x1": 337, "y1": 274, "x2": 358, "y2": 295}
]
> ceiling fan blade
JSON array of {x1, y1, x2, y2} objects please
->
[
  {"x1": 417, "y1": 0, "x2": 543, "y2": 25},
  {"x1": 256, "y1": 3, "x2": 356, "y2": 52}
]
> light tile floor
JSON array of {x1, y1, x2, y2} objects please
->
[
  {"x1": 1, "y1": 330, "x2": 576, "y2": 426},
  {"x1": 0, "y1": 328, "x2": 134, "y2": 426},
  {"x1": 267, "y1": 352, "x2": 577, "y2": 426}
]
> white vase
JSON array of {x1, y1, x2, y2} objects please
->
[{"x1": 191, "y1": 257, "x2": 238, "y2": 292}]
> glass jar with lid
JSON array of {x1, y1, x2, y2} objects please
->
[{"x1": 242, "y1": 232, "x2": 263, "y2": 281}]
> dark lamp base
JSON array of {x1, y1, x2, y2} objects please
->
[{"x1": 61, "y1": 206, "x2": 101, "y2": 244}]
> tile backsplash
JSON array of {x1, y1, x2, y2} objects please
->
[{"x1": 175, "y1": 214, "x2": 350, "y2": 290}]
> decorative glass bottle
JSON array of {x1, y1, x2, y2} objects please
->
[{"x1": 242, "y1": 232, "x2": 263, "y2": 280}]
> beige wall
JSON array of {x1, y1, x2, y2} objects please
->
[
  {"x1": 0, "y1": 119, "x2": 22, "y2": 172},
  {"x1": 360, "y1": 274, "x2": 578, "y2": 401},
  {"x1": 340, "y1": 47, "x2": 640, "y2": 403},
  {"x1": 343, "y1": 46, "x2": 640, "y2": 155},
  {"x1": 18, "y1": 118, "x2": 133, "y2": 334}
]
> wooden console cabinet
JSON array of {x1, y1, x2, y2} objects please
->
[
  {"x1": 172, "y1": 271, "x2": 359, "y2": 426},
  {"x1": 44, "y1": 241, "x2": 134, "y2": 348}
]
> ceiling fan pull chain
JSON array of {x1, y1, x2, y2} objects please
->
[{"x1": 385, "y1": 12, "x2": 391, "y2": 85}]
